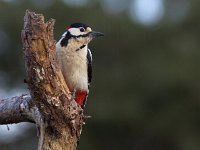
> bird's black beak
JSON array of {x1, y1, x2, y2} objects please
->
[{"x1": 90, "y1": 31, "x2": 104, "y2": 38}]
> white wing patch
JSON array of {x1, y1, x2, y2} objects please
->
[{"x1": 87, "y1": 49, "x2": 92, "y2": 61}]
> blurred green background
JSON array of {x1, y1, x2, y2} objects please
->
[{"x1": 1, "y1": 0, "x2": 200, "y2": 149}]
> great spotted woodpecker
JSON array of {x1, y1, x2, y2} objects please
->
[{"x1": 56, "y1": 23, "x2": 104, "y2": 108}]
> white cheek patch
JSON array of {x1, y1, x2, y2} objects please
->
[{"x1": 68, "y1": 28, "x2": 85, "y2": 36}]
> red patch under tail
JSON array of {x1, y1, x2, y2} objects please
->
[{"x1": 75, "y1": 90, "x2": 87, "y2": 107}]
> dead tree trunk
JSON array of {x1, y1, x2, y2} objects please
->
[{"x1": 0, "y1": 10, "x2": 84, "y2": 150}]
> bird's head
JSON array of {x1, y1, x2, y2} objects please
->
[{"x1": 60, "y1": 23, "x2": 104, "y2": 48}]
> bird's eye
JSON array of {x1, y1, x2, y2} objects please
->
[{"x1": 79, "y1": 27, "x2": 85, "y2": 32}]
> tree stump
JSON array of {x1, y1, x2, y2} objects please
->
[{"x1": 0, "y1": 10, "x2": 84, "y2": 150}]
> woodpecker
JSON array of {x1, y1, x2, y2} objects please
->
[{"x1": 56, "y1": 23, "x2": 103, "y2": 108}]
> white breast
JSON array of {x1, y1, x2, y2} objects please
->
[{"x1": 56, "y1": 41, "x2": 88, "y2": 92}]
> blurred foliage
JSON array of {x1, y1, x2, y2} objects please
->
[{"x1": 1, "y1": 0, "x2": 200, "y2": 150}]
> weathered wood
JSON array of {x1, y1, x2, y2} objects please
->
[
  {"x1": 0, "y1": 95, "x2": 35, "y2": 124},
  {"x1": 21, "y1": 10, "x2": 84, "y2": 150},
  {"x1": 22, "y1": 10, "x2": 83, "y2": 150},
  {"x1": 0, "y1": 10, "x2": 84, "y2": 150}
]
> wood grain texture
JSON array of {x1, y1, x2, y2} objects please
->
[
  {"x1": 0, "y1": 95, "x2": 35, "y2": 124},
  {"x1": 21, "y1": 10, "x2": 84, "y2": 150},
  {"x1": 0, "y1": 10, "x2": 84, "y2": 150}
]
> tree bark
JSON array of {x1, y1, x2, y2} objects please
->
[
  {"x1": 0, "y1": 10, "x2": 84, "y2": 150},
  {"x1": 0, "y1": 95, "x2": 35, "y2": 124}
]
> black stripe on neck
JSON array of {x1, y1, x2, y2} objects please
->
[
  {"x1": 60, "y1": 32, "x2": 71, "y2": 47},
  {"x1": 76, "y1": 45, "x2": 86, "y2": 51}
]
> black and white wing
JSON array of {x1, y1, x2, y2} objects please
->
[{"x1": 87, "y1": 49, "x2": 92, "y2": 86}]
